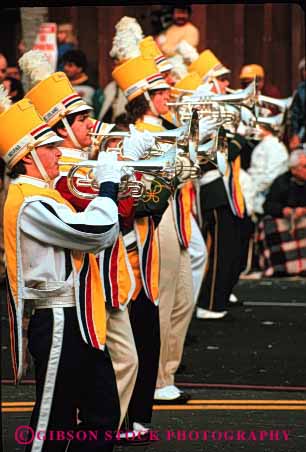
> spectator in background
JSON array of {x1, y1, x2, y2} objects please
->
[
  {"x1": 56, "y1": 23, "x2": 78, "y2": 71},
  {"x1": 240, "y1": 64, "x2": 281, "y2": 98},
  {"x1": 288, "y1": 57, "x2": 306, "y2": 151},
  {"x1": 3, "y1": 76, "x2": 24, "y2": 103},
  {"x1": 62, "y1": 49, "x2": 104, "y2": 118},
  {"x1": 0, "y1": 54, "x2": 8, "y2": 83},
  {"x1": 156, "y1": 4, "x2": 199, "y2": 57},
  {"x1": 7, "y1": 65, "x2": 21, "y2": 80},
  {"x1": 248, "y1": 123, "x2": 289, "y2": 216},
  {"x1": 257, "y1": 149, "x2": 306, "y2": 276}
]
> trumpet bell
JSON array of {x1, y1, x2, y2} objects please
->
[{"x1": 257, "y1": 95, "x2": 293, "y2": 112}]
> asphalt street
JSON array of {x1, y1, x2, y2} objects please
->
[{"x1": 1, "y1": 278, "x2": 306, "y2": 452}]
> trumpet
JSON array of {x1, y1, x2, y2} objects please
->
[
  {"x1": 89, "y1": 128, "x2": 188, "y2": 158},
  {"x1": 168, "y1": 79, "x2": 257, "y2": 108},
  {"x1": 167, "y1": 81, "x2": 256, "y2": 128},
  {"x1": 61, "y1": 146, "x2": 183, "y2": 200},
  {"x1": 257, "y1": 94, "x2": 292, "y2": 112}
]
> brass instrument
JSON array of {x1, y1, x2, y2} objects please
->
[
  {"x1": 89, "y1": 117, "x2": 207, "y2": 177},
  {"x1": 61, "y1": 146, "x2": 181, "y2": 200},
  {"x1": 89, "y1": 127, "x2": 188, "y2": 158},
  {"x1": 257, "y1": 95, "x2": 293, "y2": 113},
  {"x1": 167, "y1": 81, "x2": 256, "y2": 128}
]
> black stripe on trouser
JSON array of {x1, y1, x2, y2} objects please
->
[
  {"x1": 26, "y1": 308, "x2": 120, "y2": 452},
  {"x1": 126, "y1": 289, "x2": 160, "y2": 427},
  {"x1": 197, "y1": 206, "x2": 243, "y2": 312}
]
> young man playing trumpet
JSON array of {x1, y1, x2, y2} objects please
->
[
  {"x1": 19, "y1": 50, "x2": 155, "y2": 434},
  {"x1": 112, "y1": 46, "x2": 218, "y2": 406},
  {"x1": 1, "y1": 89, "x2": 122, "y2": 451}
]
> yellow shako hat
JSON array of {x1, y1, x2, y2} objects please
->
[
  {"x1": 25, "y1": 71, "x2": 92, "y2": 127},
  {"x1": 174, "y1": 72, "x2": 202, "y2": 91},
  {"x1": 139, "y1": 36, "x2": 173, "y2": 73},
  {"x1": 188, "y1": 49, "x2": 230, "y2": 82},
  {"x1": 112, "y1": 55, "x2": 170, "y2": 101},
  {"x1": 0, "y1": 97, "x2": 62, "y2": 169}
]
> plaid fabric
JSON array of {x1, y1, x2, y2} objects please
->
[{"x1": 256, "y1": 215, "x2": 306, "y2": 276}]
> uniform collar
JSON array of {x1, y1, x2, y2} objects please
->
[
  {"x1": 142, "y1": 115, "x2": 163, "y2": 127},
  {"x1": 11, "y1": 175, "x2": 50, "y2": 188},
  {"x1": 58, "y1": 147, "x2": 89, "y2": 160}
]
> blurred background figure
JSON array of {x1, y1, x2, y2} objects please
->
[
  {"x1": 6, "y1": 65, "x2": 21, "y2": 80},
  {"x1": 248, "y1": 122, "x2": 289, "y2": 217},
  {"x1": 2, "y1": 76, "x2": 24, "y2": 103},
  {"x1": 0, "y1": 53, "x2": 8, "y2": 83},
  {"x1": 288, "y1": 57, "x2": 305, "y2": 151},
  {"x1": 150, "y1": 5, "x2": 173, "y2": 37},
  {"x1": 62, "y1": 48, "x2": 104, "y2": 118},
  {"x1": 156, "y1": 4, "x2": 199, "y2": 57},
  {"x1": 56, "y1": 23, "x2": 77, "y2": 71},
  {"x1": 239, "y1": 64, "x2": 281, "y2": 98},
  {"x1": 256, "y1": 149, "x2": 306, "y2": 277}
]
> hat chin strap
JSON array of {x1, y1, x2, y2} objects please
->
[
  {"x1": 212, "y1": 78, "x2": 222, "y2": 94},
  {"x1": 30, "y1": 149, "x2": 51, "y2": 185},
  {"x1": 62, "y1": 116, "x2": 82, "y2": 149},
  {"x1": 144, "y1": 91, "x2": 159, "y2": 117}
]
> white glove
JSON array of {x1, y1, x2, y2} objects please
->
[
  {"x1": 94, "y1": 152, "x2": 121, "y2": 184},
  {"x1": 122, "y1": 124, "x2": 155, "y2": 160},
  {"x1": 199, "y1": 117, "x2": 220, "y2": 143},
  {"x1": 237, "y1": 122, "x2": 247, "y2": 136}
]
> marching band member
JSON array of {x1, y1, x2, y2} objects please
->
[
  {"x1": 185, "y1": 50, "x2": 248, "y2": 318},
  {"x1": 0, "y1": 88, "x2": 122, "y2": 451},
  {"x1": 188, "y1": 48, "x2": 231, "y2": 94},
  {"x1": 19, "y1": 50, "x2": 153, "y2": 432},
  {"x1": 171, "y1": 71, "x2": 208, "y2": 303},
  {"x1": 113, "y1": 50, "x2": 194, "y2": 404},
  {"x1": 112, "y1": 52, "x2": 179, "y2": 427}
]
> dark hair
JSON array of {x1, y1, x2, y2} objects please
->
[
  {"x1": 125, "y1": 94, "x2": 150, "y2": 124},
  {"x1": 4, "y1": 76, "x2": 24, "y2": 102},
  {"x1": 52, "y1": 111, "x2": 79, "y2": 136},
  {"x1": 7, "y1": 159, "x2": 26, "y2": 179},
  {"x1": 172, "y1": 5, "x2": 192, "y2": 15},
  {"x1": 114, "y1": 113, "x2": 130, "y2": 131},
  {"x1": 62, "y1": 49, "x2": 87, "y2": 72}
]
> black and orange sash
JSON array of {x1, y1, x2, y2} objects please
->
[
  {"x1": 225, "y1": 156, "x2": 245, "y2": 218},
  {"x1": 98, "y1": 234, "x2": 135, "y2": 310},
  {"x1": 132, "y1": 217, "x2": 159, "y2": 305}
]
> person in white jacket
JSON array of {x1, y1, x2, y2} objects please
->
[{"x1": 248, "y1": 125, "x2": 289, "y2": 215}]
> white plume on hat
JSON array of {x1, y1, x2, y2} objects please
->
[
  {"x1": 167, "y1": 54, "x2": 188, "y2": 80},
  {"x1": 176, "y1": 40, "x2": 199, "y2": 64},
  {"x1": 19, "y1": 50, "x2": 53, "y2": 87},
  {"x1": 0, "y1": 85, "x2": 12, "y2": 113},
  {"x1": 109, "y1": 16, "x2": 143, "y2": 62}
]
